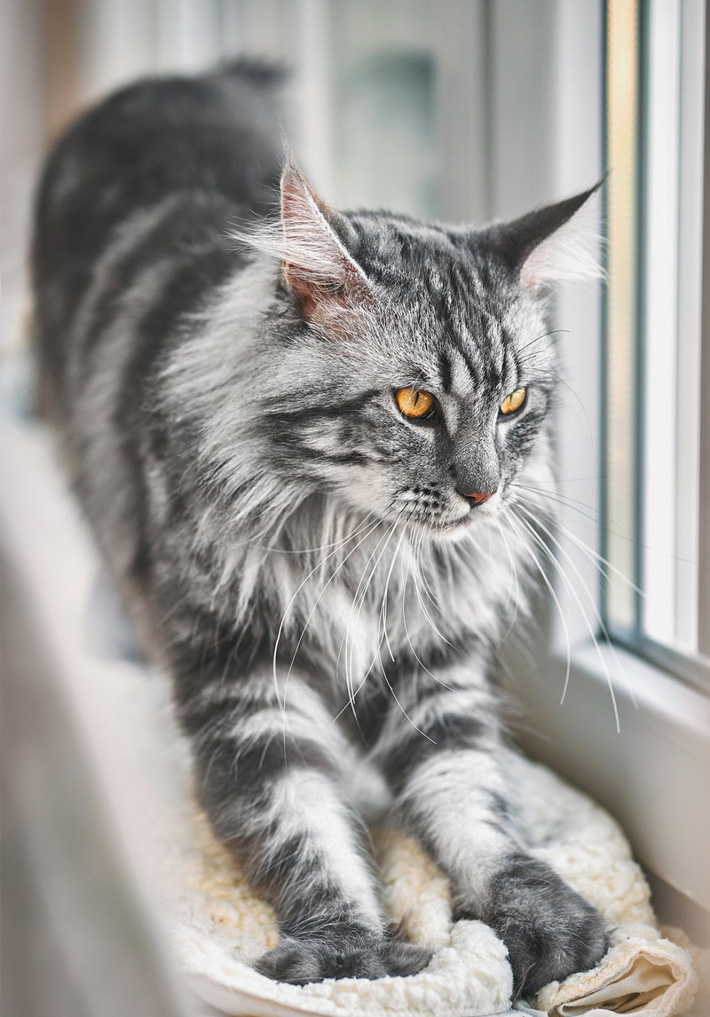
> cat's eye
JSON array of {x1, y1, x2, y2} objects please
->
[
  {"x1": 499, "y1": 387, "x2": 527, "y2": 416},
  {"x1": 395, "y1": 388, "x2": 435, "y2": 419}
]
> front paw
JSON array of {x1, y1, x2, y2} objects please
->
[
  {"x1": 255, "y1": 927, "x2": 432, "y2": 984},
  {"x1": 463, "y1": 854, "x2": 608, "y2": 1000}
]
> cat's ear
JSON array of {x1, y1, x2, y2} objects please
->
[
  {"x1": 279, "y1": 160, "x2": 371, "y2": 321},
  {"x1": 488, "y1": 182, "x2": 603, "y2": 289}
]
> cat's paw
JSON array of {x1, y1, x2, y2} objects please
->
[
  {"x1": 254, "y1": 928, "x2": 432, "y2": 984},
  {"x1": 463, "y1": 853, "x2": 608, "y2": 1001}
]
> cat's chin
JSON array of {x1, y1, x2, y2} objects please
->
[
  {"x1": 434, "y1": 522, "x2": 481, "y2": 543},
  {"x1": 409, "y1": 514, "x2": 488, "y2": 543}
]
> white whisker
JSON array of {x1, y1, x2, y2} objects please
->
[
  {"x1": 505, "y1": 509, "x2": 573, "y2": 714},
  {"x1": 271, "y1": 516, "x2": 381, "y2": 710},
  {"x1": 511, "y1": 505, "x2": 621, "y2": 732},
  {"x1": 516, "y1": 503, "x2": 637, "y2": 711}
]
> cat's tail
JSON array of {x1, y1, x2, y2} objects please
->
[
  {"x1": 212, "y1": 57, "x2": 290, "y2": 91},
  {"x1": 211, "y1": 57, "x2": 292, "y2": 171}
]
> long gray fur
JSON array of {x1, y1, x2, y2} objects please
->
[{"x1": 32, "y1": 62, "x2": 607, "y2": 998}]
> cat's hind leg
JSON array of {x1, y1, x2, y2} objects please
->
[{"x1": 178, "y1": 664, "x2": 430, "y2": 984}]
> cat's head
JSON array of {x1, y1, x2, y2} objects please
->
[{"x1": 245, "y1": 161, "x2": 600, "y2": 538}]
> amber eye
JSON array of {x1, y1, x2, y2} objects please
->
[
  {"x1": 395, "y1": 388, "x2": 435, "y2": 419},
  {"x1": 499, "y1": 387, "x2": 527, "y2": 416}
]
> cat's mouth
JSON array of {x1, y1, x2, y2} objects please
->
[
  {"x1": 436, "y1": 489, "x2": 504, "y2": 532},
  {"x1": 389, "y1": 489, "x2": 503, "y2": 537},
  {"x1": 410, "y1": 504, "x2": 501, "y2": 539}
]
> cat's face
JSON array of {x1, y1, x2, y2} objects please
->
[{"x1": 253, "y1": 165, "x2": 598, "y2": 537}]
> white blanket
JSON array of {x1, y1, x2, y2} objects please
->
[{"x1": 115, "y1": 666, "x2": 698, "y2": 1017}]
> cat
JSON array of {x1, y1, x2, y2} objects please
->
[{"x1": 32, "y1": 61, "x2": 607, "y2": 997}]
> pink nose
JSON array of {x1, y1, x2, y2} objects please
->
[{"x1": 462, "y1": 491, "x2": 495, "y2": 506}]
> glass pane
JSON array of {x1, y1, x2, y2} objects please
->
[
  {"x1": 604, "y1": 0, "x2": 709, "y2": 684},
  {"x1": 603, "y1": 0, "x2": 641, "y2": 635}
]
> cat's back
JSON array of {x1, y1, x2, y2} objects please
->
[{"x1": 32, "y1": 61, "x2": 284, "y2": 423}]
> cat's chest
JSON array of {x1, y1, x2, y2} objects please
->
[{"x1": 275, "y1": 534, "x2": 502, "y2": 682}]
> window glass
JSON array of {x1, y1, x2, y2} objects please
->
[{"x1": 604, "y1": 0, "x2": 709, "y2": 685}]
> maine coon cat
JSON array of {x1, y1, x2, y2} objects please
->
[{"x1": 32, "y1": 62, "x2": 607, "y2": 997}]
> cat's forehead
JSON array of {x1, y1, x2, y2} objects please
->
[
  {"x1": 373, "y1": 300, "x2": 516, "y2": 397},
  {"x1": 345, "y1": 211, "x2": 488, "y2": 293},
  {"x1": 347, "y1": 211, "x2": 527, "y2": 321},
  {"x1": 342, "y1": 213, "x2": 542, "y2": 390}
]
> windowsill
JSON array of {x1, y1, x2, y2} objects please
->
[
  {"x1": 0, "y1": 418, "x2": 202, "y2": 1014},
  {"x1": 611, "y1": 631, "x2": 710, "y2": 698},
  {"x1": 502, "y1": 637, "x2": 710, "y2": 923}
]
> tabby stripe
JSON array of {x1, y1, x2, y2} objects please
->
[
  {"x1": 261, "y1": 390, "x2": 381, "y2": 424},
  {"x1": 117, "y1": 249, "x2": 237, "y2": 585},
  {"x1": 382, "y1": 714, "x2": 488, "y2": 793}
]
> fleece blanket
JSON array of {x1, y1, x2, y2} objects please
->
[{"x1": 110, "y1": 663, "x2": 698, "y2": 1017}]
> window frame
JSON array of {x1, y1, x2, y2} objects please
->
[
  {"x1": 602, "y1": 0, "x2": 710, "y2": 690},
  {"x1": 701, "y1": 0, "x2": 710, "y2": 662}
]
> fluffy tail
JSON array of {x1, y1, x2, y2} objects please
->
[{"x1": 212, "y1": 57, "x2": 289, "y2": 90}]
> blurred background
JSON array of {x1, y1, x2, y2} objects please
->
[{"x1": 1, "y1": 1, "x2": 709, "y2": 1015}]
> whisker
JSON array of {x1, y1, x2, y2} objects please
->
[
  {"x1": 505, "y1": 509, "x2": 573, "y2": 714},
  {"x1": 371, "y1": 530, "x2": 438, "y2": 743},
  {"x1": 361, "y1": 512, "x2": 408, "y2": 693},
  {"x1": 271, "y1": 516, "x2": 381, "y2": 710},
  {"x1": 418, "y1": 533, "x2": 444, "y2": 611},
  {"x1": 335, "y1": 515, "x2": 403, "y2": 724},
  {"x1": 511, "y1": 505, "x2": 621, "y2": 732},
  {"x1": 515, "y1": 482, "x2": 648, "y2": 608},
  {"x1": 518, "y1": 481, "x2": 698, "y2": 569},
  {"x1": 379, "y1": 527, "x2": 407, "y2": 664},
  {"x1": 516, "y1": 503, "x2": 638, "y2": 710},
  {"x1": 401, "y1": 551, "x2": 458, "y2": 694},
  {"x1": 551, "y1": 515, "x2": 645, "y2": 599},
  {"x1": 281, "y1": 514, "x2": 384, "y2": 737},
  {"x1": 494, "y1": 517, "x2": 523, "y2": 641},
  {"x1": 409, "y1": 531, "x2": 455, "y2": 649},
  {"x1": 513, "y1": 481, "x2": 626, "y2": 533},
  {"x1": 516, "y1": 328, "x2": 570, "y2": 357}
]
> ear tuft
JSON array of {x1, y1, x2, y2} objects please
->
[
  {"x1": 490, "y1": 182, "x2": 604, "y2": 289},
  {"x1": 231, "y1": 156, "x2": 371, "y2": 326},
  {"x1": 279, "y1": 160, "x2": 360, "y2": 318}
]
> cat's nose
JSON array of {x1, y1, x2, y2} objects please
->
[{"x1": 459, "y1": 490, "x2": 496, "y2": 506}]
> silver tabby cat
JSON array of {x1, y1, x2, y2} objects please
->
[{"x1": 32, "y1": 63, "x2": 607, "y2": 997}]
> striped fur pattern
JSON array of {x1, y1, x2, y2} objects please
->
[{"x1": 32, "y1": 64, "x2": 606, "y2": 998}]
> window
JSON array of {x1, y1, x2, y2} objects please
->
[{"x1": 605, "y1": 0, "x2": 709, "y2": 690}]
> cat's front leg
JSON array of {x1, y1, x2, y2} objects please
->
[
  {"x1": 175, "y1": 658, "x2": 430, "y2": 984},
  {"x1": 375, "y1": 663, "x2": 607, "y2": 1000}
]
